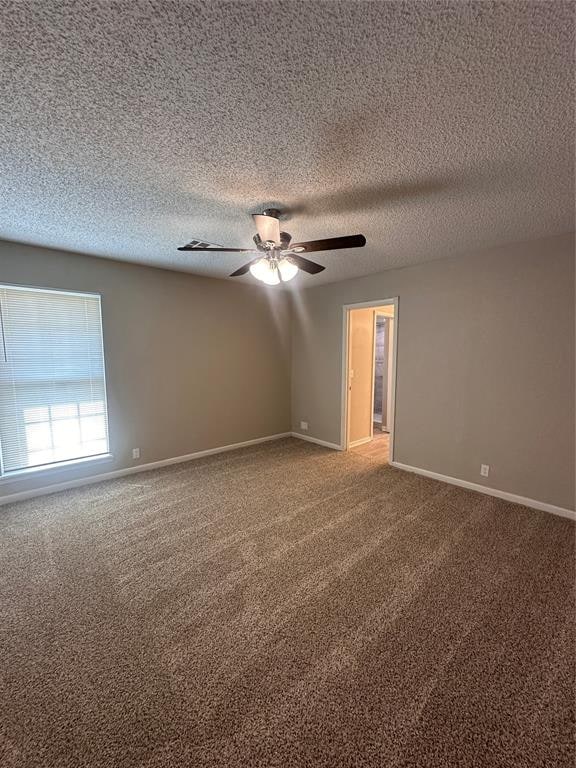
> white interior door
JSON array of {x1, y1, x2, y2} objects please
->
[{"x1": 347, "y1": 308, "x2": 375, "y2": 446}]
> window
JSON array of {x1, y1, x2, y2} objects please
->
[{"x1": 0, "y1": 284, "x2": 110, "y2": 475}]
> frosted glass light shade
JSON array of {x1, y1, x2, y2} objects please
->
[
  {"x1": 277, "y1": 258, "x2": 298, "y2": 281},
  {"x1": 249, "y1": 257, "x2": 281, "y2": 285},
  {"x1": 260, "y1": 264, "x2": 280, "y2": 285},
  {"x1": 249, "y1": 258, "x2": 270, "y2": 281}
]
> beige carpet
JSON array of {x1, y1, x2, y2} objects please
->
[{"x1": 0, "y1": 437, "x2": 573, "y2": 768}]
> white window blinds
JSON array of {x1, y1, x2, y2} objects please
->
[{"x1": 0, "y1": 284, "x2": 109, "y2": 474}]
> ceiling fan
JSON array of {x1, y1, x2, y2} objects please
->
[{"x1": 177, "y1": 209, "x2": 366, "y2": 285}]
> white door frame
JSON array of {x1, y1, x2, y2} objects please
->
[{"x1": 340, "y1": 298, "x2": 399, "y2": 458}]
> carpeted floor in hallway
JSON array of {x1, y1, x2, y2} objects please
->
[{"x1": 0, "y1": 437, "x2": 574, "y2": 768}]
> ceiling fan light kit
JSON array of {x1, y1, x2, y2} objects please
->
[
  {"x1": 178, "y1": 208, "x2": 366, "y2": 285},
  {"x1": 249, "y1": 256, "x2": 299, "y2": 284},
  {"x1": 250, "y1": 257, "x2": 280, "y2": 284}
]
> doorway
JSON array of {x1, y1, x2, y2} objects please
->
[{"x1": 341, "y1": 299, "x2": 397, "y2": 462}]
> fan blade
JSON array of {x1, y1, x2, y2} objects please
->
[
  {"x1": 289, "y1": 234, "x2": 366, "y2": 253},
  {"x1": 253, "y1": 213, "x2": 280, "y2": 245},
  {"x1": 230, "y1": 259, "x2": 259, "y2": 277},
  {"x1": 178, "y1": 245, "x2": 258, "y2": 252},
  {"x1": 284, "y1": 254, "x2": 325, "y2": 274}
]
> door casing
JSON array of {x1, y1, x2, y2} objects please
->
[{"x1": 341, "y1": 298, "x2": 399, "y2": 458}]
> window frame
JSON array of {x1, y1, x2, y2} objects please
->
[{"x1": 0, "y1": 281, "x2": 113, "y2": 479}]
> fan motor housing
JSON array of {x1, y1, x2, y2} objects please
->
[{"x1": 254, "y1": 231, "x2": 292, "y2": 252}]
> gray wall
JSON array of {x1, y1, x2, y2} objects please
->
[
  {"x1": 0, "y1": 240, "x2": 291, "y2": 497},
  {"x1": 2, "y1": 233, "x2": 574, "y2": 511},
  {"x1": 291, "y1": 233, "x2": 575, "y2": 510}
]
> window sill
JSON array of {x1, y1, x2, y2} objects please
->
[{"x1": 0, "y1": 453, "x2": 115, "y2": 483}]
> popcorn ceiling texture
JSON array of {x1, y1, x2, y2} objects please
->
[
  {"x1": 0, "y1": 0, "x2": 574, "y2": 286},
  {"x1": 0, "y1": 438, "x2": 574, "y2": 767}
]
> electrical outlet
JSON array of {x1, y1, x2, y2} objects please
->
[
  {"x1": 132, "y1": 448, "x2": 140, "y2": 460},
  {"x1": 480, "y1": 464, "x2": 489, "y2": 477},
  {"x1": 300, "y1": 421, "x2": 308, "y2": 431}
]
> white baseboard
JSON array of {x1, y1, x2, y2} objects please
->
[
  {"x1": 390, "y1": 461, "x2": 575, "y2": 521},
  {"x1": 5, "y1": 436, "x2": 570, "y2": 523},
  {"x1": 291, "y1": 432, "x2": 343, "y2": 451},
  {"x1": 0, "y1": 432, "x2": 292, "y2": 506}
]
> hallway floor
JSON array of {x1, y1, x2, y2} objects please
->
[{"x1": 351, "y1": 428, "x2": 390, "y2": 462}]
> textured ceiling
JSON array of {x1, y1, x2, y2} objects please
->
[{"x1": 0, "y1": 1, "x2": 574, "y2": 287}]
